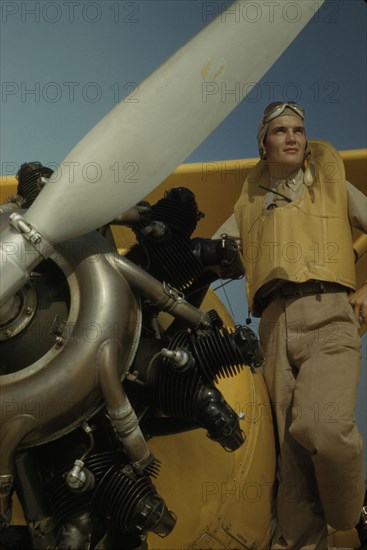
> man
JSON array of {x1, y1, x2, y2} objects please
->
[{"x1": 226, "y1": 102, "x2": 366, "y2": 548}]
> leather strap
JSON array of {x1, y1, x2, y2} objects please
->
[{"x1": 268, "y1": 281, "x2": 349, "y2": 302}]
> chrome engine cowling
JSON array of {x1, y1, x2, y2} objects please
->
[{"x1": 0, "y1": 226, "x2": 141, "y2": 448}]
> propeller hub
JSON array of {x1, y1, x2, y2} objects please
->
[{"x1": 0, "y1": 283, "x2": 37, "y2": 342}]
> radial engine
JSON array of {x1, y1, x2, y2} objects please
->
[{"x1": 0, "y1": 163, "x2": 262, "y2": 549}]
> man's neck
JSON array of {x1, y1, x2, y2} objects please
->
[{"x1": 267, "y1": 162, "x2": 302, "y2": 179}]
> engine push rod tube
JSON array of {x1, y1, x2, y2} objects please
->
[{"x1": 110, "y1": 254, "x2": 211, "y2": 329}]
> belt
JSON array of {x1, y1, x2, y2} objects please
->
[{"x1": 267, "y1": 281, "x2": 349, "y2": 303}]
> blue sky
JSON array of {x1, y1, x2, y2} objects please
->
[
  {"x1": 1, "y1": 0, "x2": 366, "y2": 471},
  {"x1": 1, "y1": 0, "x2": 366, "y2": 169}
]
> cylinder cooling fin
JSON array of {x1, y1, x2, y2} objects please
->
[
  {"x1": 45, "y1": 451, "x2": 176, "y2": 541},
  {"x1": 15, "y1": 162, "x2": 53, "y2": 209},
  {"x1": 152, "y1": 361, "x2": 245, "y2": 452},
  {"x1": 162, "y1": 324, "x2": 263, "y2": 381},
  {"x1": 94, "y1": 465, "x2": 175, "y2": 537},
  {"x1": 127, "y1": 187, "x2": 206, "y2": 292},
  {"x1": 129, "y1": 322, "x2": 263, "y2": 452},
  {"x1": 152, "y1": 187, "x2": 203, "y2": 239},
  {"x1": 125, "y1": 187, "x2": 244, "y2": 299}
]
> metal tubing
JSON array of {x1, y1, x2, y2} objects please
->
[
  {"x1": 0, "y1": 414, "x2": 38, "y2": 516},
  {"x1": 99, "y1": 339, "x2": 152, "y2": 471},
  {"x1": 110, "y1": 254, "x2": 211, "y2": 329}
]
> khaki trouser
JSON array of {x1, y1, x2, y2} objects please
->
[{"x1": 259, "y1": 292, "x2": 365, "y2": 550}]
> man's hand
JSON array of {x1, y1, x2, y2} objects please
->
[{"x1": 349, "y1": 283, "x2": 367, "y2": 325}]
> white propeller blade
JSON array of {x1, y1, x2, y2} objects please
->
[
  {"x1": 25, "y1": 0, "x2": 322, "y2": 243},
  {"x1": 1, "y1": 0, "x2": 323, "y2": 306}
]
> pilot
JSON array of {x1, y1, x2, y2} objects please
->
[{"x1": 224, "y1": 102, "x2": 367, "y2": 548}]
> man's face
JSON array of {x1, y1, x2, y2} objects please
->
[{"x1": 263, "y1": 115, "x2": 307, "y2": 171}]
